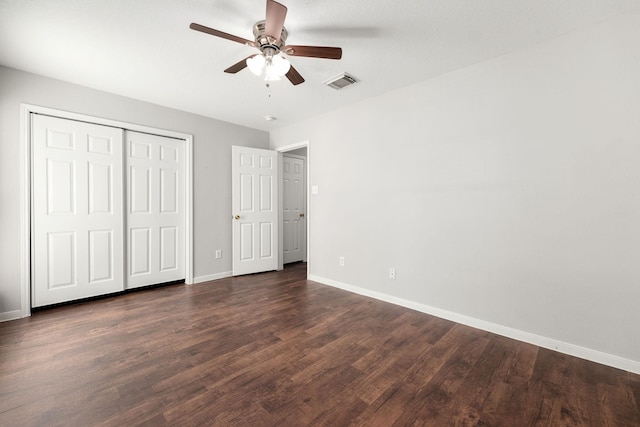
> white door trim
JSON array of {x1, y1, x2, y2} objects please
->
[
  {"x1": 276, "y1": 141, "x2": 310, "y2": 273},
  {"x1": 19, "y1": 103, "x2": 194, "y2": 319}
]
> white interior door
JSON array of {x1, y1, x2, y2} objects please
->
[
  {"x1": 232, "y1": 146, "x2": 278, "y2": 276},
  {"x1": 283, "y1": 155, "x2": 306, "y2": 264},
  {"x1": 126, "y1": 131, "x2": 185, "y2": 289},
  {"x1": 32, "y1": 114, "x2": 124, "y2": 307}
]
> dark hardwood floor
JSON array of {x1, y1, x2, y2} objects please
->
[{"x1": 1, "y1": 262, "x2": 639, "y2": 426}]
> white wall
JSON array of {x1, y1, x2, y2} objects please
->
[
  {"x1": 0, "y1": 66, "x2": 269, "y2": 319},
  {"x1": 270, "y1": 12, "x2": 640, "y2": 370}
]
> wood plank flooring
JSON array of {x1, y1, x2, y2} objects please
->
[{"x1": 1, "y1": 262, "x2": 639, "y2": 426}]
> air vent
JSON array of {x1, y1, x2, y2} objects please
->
[{"x1": 324, "y1": 73, "x2": 358, "y2": 90}]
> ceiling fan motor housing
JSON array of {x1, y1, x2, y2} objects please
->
[{"x1": 253, "y1": 20, "x2": 287, "y2": 57}]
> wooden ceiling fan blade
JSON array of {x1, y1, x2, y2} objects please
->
[
  {"x1": 283, "y1": 45, "x2": 342, "y2": 60},
  {"x1": 285, "y1": 65, "x2": 305, "y2": 85},
  {"x1": 190, "y1": 23, "x2": 256, "y2": 47},
  {"x1": 265, "y1": 0, "x2": 287, "y2": 44},
  {"x1": 224, "y1": 55, "x2": 257, "y2": 74}
]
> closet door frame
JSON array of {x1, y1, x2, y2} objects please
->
[{"x1": 19, "y1": 104, "x2": 193, "y2": 318}]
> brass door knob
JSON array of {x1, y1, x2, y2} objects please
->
[
  {"x1": 299, "y1": 213, "x2": 305, "y2": 218},
  {"x1": 234, "y1": 215, "x2": 240, "y2": 220}
]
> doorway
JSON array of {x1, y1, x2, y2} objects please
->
[
  {"x1": 282, "y1": 151, "x2": 306, "y2": 264},
  {"x1": 230, "y1": 143, "x2": 308, "y2": 277},
  {"x1": 277, "y1": 142, "x2": 309, "y2": 276}
]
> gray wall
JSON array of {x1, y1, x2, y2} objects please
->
[
  {"x1": 0, "y1": 65, "x2": 269, "y2": 318},
  {"x1": 270, "y1": 13, "x2": 640, "y2": 367}
]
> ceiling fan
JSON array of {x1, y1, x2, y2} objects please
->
[{"x1": 190, "y1": 0, "x2": 342, "y2": 85}]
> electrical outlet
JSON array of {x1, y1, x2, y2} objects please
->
[
  {"x1": 339, "y1": 256, "x2": 345, "y2": 266},
  {"x1": 389, "y1": 268, "x2": 396, "y2": 280},
  {"x1": 215, "y1": 250, "x2": 222, "y2": 259}
]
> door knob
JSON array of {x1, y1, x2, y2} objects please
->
[
  {"x1": 299, "y1": 213, "x2": 305, "y2": 218},
  {"x1": 234, "y1": 215, "x2": 240, "y2": 220}
]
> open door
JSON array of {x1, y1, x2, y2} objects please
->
[
  {"x1": 283, "y1": 154, "x2": 306, "y2": 264},
  {"x1": 232, "y1": 146, "x2": 278, "y2": 276}
]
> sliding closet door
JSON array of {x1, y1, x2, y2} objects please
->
[
  {"x1": 126, "y1": 131, "x2": 185, "y2": 288},
  {"x1": 32, "y1": 115, "x2": 124, "y2": 307}
]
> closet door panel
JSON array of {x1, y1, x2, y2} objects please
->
[
  {"x1": 32, "y1": 115, "x2": 124, "y2": 307},
  {"x1": 126, "y1": 131, "x2": 185, "y2": 288}
]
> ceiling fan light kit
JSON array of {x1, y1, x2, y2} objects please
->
[
  {"x1": 247, "y1": 50, "x2": 291, "y2": 81},
  {"x1": 190, "y1": 0, "x2": 342, "y2": 86}
]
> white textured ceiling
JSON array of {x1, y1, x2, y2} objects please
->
[{"x1": 1, "y1": 0, "x2": 638, "y2": 131}]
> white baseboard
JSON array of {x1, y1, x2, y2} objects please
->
[
  {"x1": 308, "y1": 274, "x2": 640, "y2": 375},
  {"x1": 193, "y1": 271, "x2": 232, "y2": 284},
  {"x1": 0, "y1": 309, "x2": 27, "y2": 323}
]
